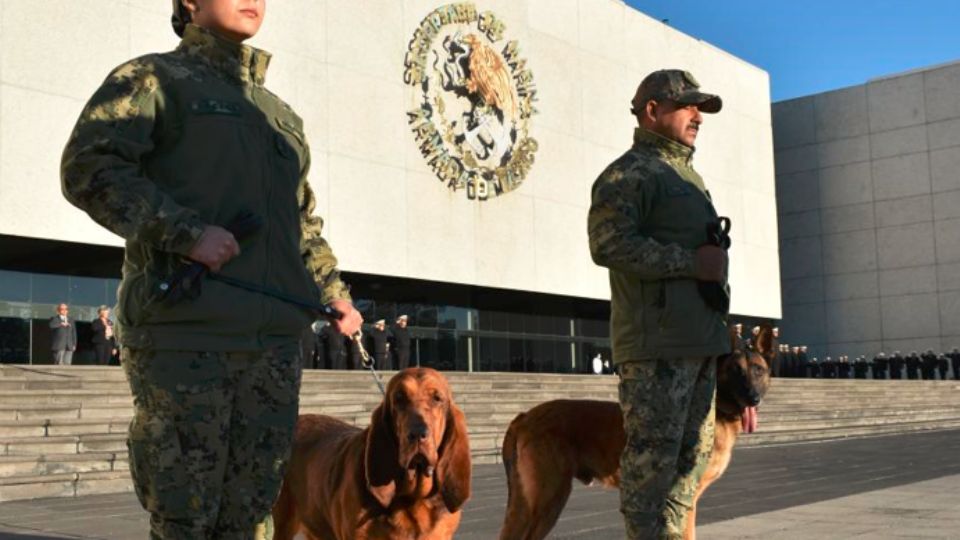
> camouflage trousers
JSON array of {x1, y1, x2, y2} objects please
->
[
  {"x1": 618, "y1": 357, "x2": 716, "y2": 540},
  {"x1": 122, "y1": 343, "x2": 302, "y2": 539}
]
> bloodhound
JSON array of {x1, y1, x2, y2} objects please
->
[
  {"x1": 499, "y1": 325, "x2": 774, "y2": 540},
  {"x1": 272, "y1": 368, "x2": 471, "y2": 540}
]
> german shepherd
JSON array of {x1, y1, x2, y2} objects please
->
[{"x1": 498, "y1": 325, "x2": 774, "y2": 540}]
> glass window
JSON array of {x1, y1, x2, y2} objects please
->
[
  {"x1": 489, "y1": 310, "x2": 509, "y2": 332},
  {"x1": 417, "y1": 305, "x2": 438, "y2": 328},
  {"x1": 0, "y1": 270, "x2": 31, "y2": 303},
  {"x1": 0, "y1": 317, "x2": 30, "y2": 364},
  {"x1": 69, "y1": 276, "x2": 107, "y2": 308},
  {"x1": 477, "y1": 309, "x2": 493, "y2": 331},
  {"x1": 438, "y1": 306, "x2": 471, "y2": 331},
  {"x1": 374, "y1": 302, "x2": 397, "y2": 324},
  {"x1": 437, "y1": 330, "x2": 458, "y2": 371},
  {"x1": 478, "y1": 336, "x2": 510, "y2": 372},
  {"x1": 354, "y1": 299, "x2": 376, "y2": 321},
  {"x1": 105, "y1": 279, "x2": 121, "y2": 306},
  {"x1": 31, "y1": 273, "x2": 70, "y2": 305}
]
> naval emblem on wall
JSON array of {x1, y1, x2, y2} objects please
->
[{"x1": 404, "y1": 3, "x2": 538, "y2": 201}]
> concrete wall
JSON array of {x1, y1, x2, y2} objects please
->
[
  {"x1": 0, "y1": 0, "x2": 779, "y2": 318},
  {"x1": 774, "y1": 60, "x2": 960, "y2": 358}
]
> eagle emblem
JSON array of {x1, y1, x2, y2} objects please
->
[{"x1": 405, "y1": 3, "x2": 538, "y2": 200}]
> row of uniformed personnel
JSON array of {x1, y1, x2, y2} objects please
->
[{"x1": 301, "y1": 314, "x2": 413, "y2": 371}]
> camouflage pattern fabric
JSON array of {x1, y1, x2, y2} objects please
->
[
  {"x1": 122, "y1": 343, "x2": 301, "y2": 539},
  {"x1": 60, "y1": 23, "x2": 350, "y2": 352},
  {"x1": 588, "y1": 128, "x2": 729, "y2": 363},
  {"x1": 630, "y1": 70, "x2": 722, "y2": 115},
  {"x1": 618, "y1": 358, "x2": 716, "y2": 539}
]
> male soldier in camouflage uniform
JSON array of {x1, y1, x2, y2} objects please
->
[
  {"x1": 588, "y1": 70, "x2": 730, "y2": 539},
  {"x1": 60, "y1": 1, "x2": 363, "y2": 537}
]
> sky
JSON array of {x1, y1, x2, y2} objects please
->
[{"x1": 625, "y1": 0, "x2": 960, "y2": 102}]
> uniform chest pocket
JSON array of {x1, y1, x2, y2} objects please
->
[
  {"x1": 274, "y1": 118, "x2": 307, "y2": 167},
  {"x1": 665, "y1": 184, "x2": 692, "y2": 197}
]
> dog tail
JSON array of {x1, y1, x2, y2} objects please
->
[{"x1": 499, "y1": 412, "x2": 527, "y2": 539}]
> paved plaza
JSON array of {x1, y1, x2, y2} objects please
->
[{"x1": 0, "y1": 429, "x2": 958, "y2": 539}]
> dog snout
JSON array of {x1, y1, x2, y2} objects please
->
[
  {"x1": 407, "y1": 423, "x2": 429, "y2": 443},
  {"x1": 747, "y1": 391, "x2": 763, "y2": 407}
]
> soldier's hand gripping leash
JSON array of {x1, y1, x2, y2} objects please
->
[
  {"x1": 698, "y1": 216, "x2": 732, "y2": 314},
  {"x1": 153, "y1": 212, "x2": 386, "y2": 394}
]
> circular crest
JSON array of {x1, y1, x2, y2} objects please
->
[{"x1": 404, "y1": 3, "x2": 538, "y2": 200}]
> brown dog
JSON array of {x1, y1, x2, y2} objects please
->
[
  {"x1": 272, "y1": 368, "x2": 471, "y2": 540},
  {"x1": 499, "y1": 326, "x2": 774, "y2": 540}
]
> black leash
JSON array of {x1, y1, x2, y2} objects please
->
[
  {"x1": 211, "y1": 273, "x2": 385, "y2": 395},
  {"x1": 153, "y1": 212, "x2": 386, "y2": 395}
]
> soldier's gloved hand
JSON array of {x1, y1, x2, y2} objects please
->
[
  {"x1": 188, "y1": 225, "x2": 241, "y2": 273},
  {"x1": 329, "y1": 299, "x2": 363, "y2": 336},
  {"x1": 694, "y1": 245, "x2": 727, "y2": 282}
]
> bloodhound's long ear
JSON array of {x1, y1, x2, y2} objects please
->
[
  {"x1": 753, "y1": 324, "x2": 775, "y2": 360},
  {"x1": 365, "y1": 401, "x2": 400, "y2": 509},
  {"x1": 436, "y1": 403, "x2": 471, "y2": 512}
]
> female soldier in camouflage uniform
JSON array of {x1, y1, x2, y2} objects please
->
[{"x1": 61, "y1": 1, "x2": 363, "y2": 537}]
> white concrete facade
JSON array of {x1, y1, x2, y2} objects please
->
[
  {"x1": 0, "y1": 0, "x2": 779, "y2": 319},
  {"x1": 774, "y1": 60, "x2": 960, "y2": 358}
]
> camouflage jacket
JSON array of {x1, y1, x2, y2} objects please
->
[
  {"x1": 588, "y1": 128, "x2": 730, "y2": 363},
  {"x1": 61, "y1": 24, "x2": 350, "y2": 351}
]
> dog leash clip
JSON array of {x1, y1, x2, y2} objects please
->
[{"x1": 352, "y1": 331, "x2": 385, "y2": 395}]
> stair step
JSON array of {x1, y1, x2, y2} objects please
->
[{"x1": 0, "y1": 453, "x2": 121, "y2": 477}]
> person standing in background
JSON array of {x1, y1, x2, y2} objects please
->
[
  {"x1": 390, "y1": 314, "x2": 412, "y2": 370},
  {"x1": 91, "y1": 306, "x2": 117, "y2": 366},
  {"x1": 49, "y1": 303, "x2": 77, "y2": 365}
]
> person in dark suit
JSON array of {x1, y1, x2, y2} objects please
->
[
  {"x1": 950, "y1": 348, "x2": 960, "y2": 381},
  {"x1": 321, "y1": 321, "x2": 347, "y2": 370},
  {"x1": 837, "y1": 355, "x2": 851, "y2": 379},
  {"x1": 808, "y1": 357, "x2": 820, "y2": 378},
  {"x1": 798, "y1": 346, "x2": 810, "y2": 377},
  {"x1": 90, "y1": 305, "x2": 117, "y2": 366},
  {"x1": 921, "y1": 349, "x2": 937, "y2": 380},
  {"x1": 49, "y1": 303, "x2": 77, "y2": 365},
  {"x1": 366, "y1": 319, "x2": 390, "y2": 369},
  {"x1": 822, "y1": 356, "x2": 836, "y2": 378},
  {"x1": 853, "y1": 356, "x2": 869, "y2": 379},
  {"x1": 906, "y1": 351, "x2": 921, "y2": 380},
  {"x1": 872, "y1": 352, "x2": 888, "y2": 380},
  {"x1": 300, "y1": 322, "x2": 321, "y2": 370},
  {"x1": 890, "y1": 351, "x2": 905, "y2": 380},
  {"x1": 937, "y1": 354, "x2": 949, "y2": 380},
  {"x1": 789, "y1": 346, "x2": 801, "y2": 377},
  {"x1": 769, "y1": 344, "x2": 783, "y2": 377},
  {"x1": 390, "y1": 314, "x2": 412, "y2": 370}
]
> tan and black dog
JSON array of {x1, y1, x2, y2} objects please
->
[{"x1": 499, "y1": 326, "x2": 774, "y2": 540}]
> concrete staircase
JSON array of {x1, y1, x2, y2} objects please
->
[{"x1": 1, "y1": 365, "x2": 959, "y2": 502}]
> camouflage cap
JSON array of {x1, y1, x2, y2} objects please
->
[
  {"x1": 631, "y1": 69, "x2": 722, "y2": 115},
  {"x1": 171, "y1": 0, "x2": 190, "y2": 37}
]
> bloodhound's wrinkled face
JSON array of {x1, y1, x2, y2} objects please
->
[
  {"x1": 390, "y1": 369, "x2": 451, "y2": 481},
  {"x1": 718, "y1": 326, "x2": 773, "y2": 409},
  {"x1": 365, "y1": 368, "x2": 471, "y2": 511}
]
